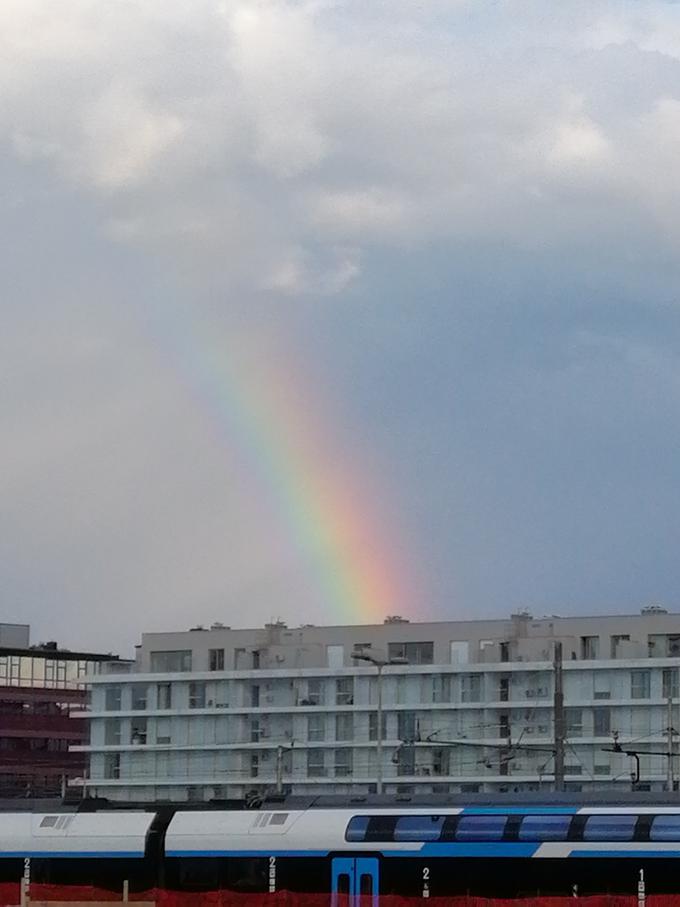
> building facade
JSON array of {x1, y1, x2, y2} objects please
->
[
  {"x1": 76, "y1": 608, "x2": 680, "y2": 801},
  {"x1": 0, "y1": 624, "x2": 123, "y2": 798}
]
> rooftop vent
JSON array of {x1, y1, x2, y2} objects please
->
[
  {"x1": 642, "y1": 605, "x2": 668, "y2": 615},
  {"x1": 384, "y1": 615, "x2": 409, "y2": 624}
]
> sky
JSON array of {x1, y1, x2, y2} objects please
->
[{"x1": 3, "y1": 0, "x2": 680, "y2": 655}]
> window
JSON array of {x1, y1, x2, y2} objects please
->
[
  {"x1": 104, "y1": 753, "x2": 120, "y2": 779},
  {"x1": 388, "y1": 641, "x2": 433, "y2": 664},
  {"x1": 335, "y1": 749, "x2": 353, "y2": 777},
  {"x1": 650, "y1": 816, "x2": 680, "y2": 841},
  {"x1": 610, "y1": 635, "x2": 630, "y2": 658},
  {"x1": 593, "y1": 673, "x2": 610, "y2": 700},
  {"x1": 307, "y1": 679, "x2": 323, "y2": 706},
  {"x1": 581, "y1": 636, "x2": 600, "y2": 660},
  {"x1": 150, "y1": 650, "x2": 192, "y2": 673},
  {"x1": 156, "y1": 717, "x2": 171, "y2": 745},
  {"x1": 631, "y1": 670, "x2": 650, "y2": 699},
  {"x1": 663, "y1": 668, "x2": 679, "y2": 700},
  {"x1": 336, "y1": 677, "x2": 354, "y2": 705},
  {"x1": 131, "y1": 683, "x2": 147, "y2": 711},
  {"x1": 394, "y1": 816, "x2": 444, "y2": 841},
  {"x1": 104, "y1": 718, "x2": 121, "y2": 745},
  {"x1": 432, "y1": 675, "x2": 450, "y2": 703},
  {"x1": 594, "y1": 763, "x2": 610, "y2": 775},
  {"x1": 327, "y1": 645, "x2": 344, "y2": 668},
  {"x1": 583, "y1": 815, "x2": 636, "y2": 841},
  {"x1": 307, "y1": 749, "x2": 326, "y2": 777},
  {"x1": 432, "y1": 748, "x2": 450, "y2": 776},
  {"x1": 251, "y1": 685, "x2": 260, "y2": 707},
  {"x1": 209, "y1": 649, "x2": 225, "y2": 671},
  {"x1": 189, "y1": 681, "x2": 206, "y2": 709},
  {"x1": 499, "y1": 677, "x2": 510, "y2": 702},
  {"x1": 368, "y1": 712, "x2": 387, "y2": 741},
  {"x1": 566, "y1": 708, "x2": 582, "y2": 737},
  {"x1": 336, "y1": 714, "x2": 353, "y2": 741},
  {"x1": 157, "y1": 683, "x2": 172, "y2": 710},
  {"x1": 649, "y1": 634, "x2": 680, "y2": 658},
  {"x1": 308, "y1": 714, "x2": 325, "y2": 741},
  {"x1": 396, "y1": 745, "x2": 415, "y2": 776},
  {"x1": 131, "y1": 717, "x2": 147, "y2": 745},
  {"x1": 461, "y1": 674, "x2": 482, "y2": 703},
  {"x1": 450, "y1": 641, "x2": 469, "y2": 664},
  {"x1": 250, "y1": 754, "x2": 259, "y2": 778},
  {"x1": 105, "y1": 686, "x2": 121, "y2": 711},
  {"x1": 518, "y1": 815, "x2": 571, "y2": 841},
  {"x1": 250, "y1": 719, "x2": 261, "y2": 742},
  {"x1": 455, "y1": 815, "x2": 507, "y2": 841},
  {"x1": 397, "y1": 711, "x2": 417, "y2": 741},
  {"x1": 593, "y1": 707, "x2": 611, "y2": 736}
]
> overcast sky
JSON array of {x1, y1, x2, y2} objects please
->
[{"x1": 3, "y1": 0, "x2": 680, "y2": 655}]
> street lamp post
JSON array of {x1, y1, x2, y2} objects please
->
[{"x1": 351, "y1": 649, "x2": 408, "y2": 794}]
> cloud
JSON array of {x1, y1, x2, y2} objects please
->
[{"x1": 2, "y1": 0, "x2": 680, "y2": 292}]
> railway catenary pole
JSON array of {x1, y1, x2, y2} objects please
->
[
  {"x1": 667, "y1": 695, "x2": 675, "y2": 792},
  {"x1": 351, "y1": 649, "x2": 408, "y2": 795},
  {"x1": 553, "y1": 641, "x2": 565, "y2": 792}
]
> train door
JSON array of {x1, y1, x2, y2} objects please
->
[{"x1": 331, "y1": 857, "x2": 379, "y2": 907}]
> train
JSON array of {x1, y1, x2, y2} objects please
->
[{"x1": 6, "y1": 793, "x2": 680, "y2": 899}]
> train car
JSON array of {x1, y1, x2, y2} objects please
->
[
  {"x1": 163, "y1": 800, "x2": 680, "y2": 899},
  {"x1": 6, "y1": 796, "x2": 680, "y2": 900},
  {"x1": 0, "y1": 809, "x2": 161, "y2": 895}
]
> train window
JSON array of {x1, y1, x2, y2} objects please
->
[
  {"x1": 337, "y1": 874, "x2": 350, "y2": 895},
  {"x1": 346, "y1": 816, "x2": 370, "y2": 841},
  {"x1": 394, "y1": 816, "x2": 445, "y2": 841},
  {"x1": 518, "y1": 815, "x2": 572, "y2": 842},
  {"x1": 455, "y1": 815, "x2": 507, "y2": 841},
  {"x1": 583, "y1": 815, "x2": 636, "y2": 841},
  {"x1": 650, "y1": 815, "x2": 680, "y2": 841},
  {"x1": 365, "y1": 815, "x2": 398, "y2": 842}
]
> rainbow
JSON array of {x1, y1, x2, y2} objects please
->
[{"x1": 151, "y1": 306, "x2": 416, "y2": 625}]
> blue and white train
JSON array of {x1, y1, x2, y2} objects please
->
[{"x1": 5, "y1": 795, "x2": 680, "y2": 898}]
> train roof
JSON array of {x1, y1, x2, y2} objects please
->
[{"x1": 7, "y1": 790, "x2": 680, "y2": 815}]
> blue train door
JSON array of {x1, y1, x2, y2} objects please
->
[{"x1": 331, "y1": 857, "x2": 379, "y2": 907}]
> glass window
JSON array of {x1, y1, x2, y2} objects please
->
[
  {"x1": 518, "y1": 815, "x2": 572, "y2": 841},
  {"x1": 455, "y1": 815, "x2": 507, "y2": 841},
  {"x1": 581, "y1": 636, "x2": 600, "y2": 659},
  {"x1": 346, "y1": 816, "x2": 370, "y2": 842},
  {"x1": 157, "y1": 682, "x2": 172, "y2": 709},
  {"x1": 388, "y1": 641, "x2": 434, "y2": 664},
  {"x1": 631, "y1": 670, "x2": 650, "y2": 699},
  {"x1": 663, "y1": 669, "x2": 679, "y2": 700},
  {"x1": 461, "y1": 674, "x2": 482, "y2": 703},
  {"x1": 131, "y1": 683, "x2": 147, "y2": 710},
  {"x1": 397, "y1": 711, "x2": 417, "y2": 741},
  {"x1": 104, "y1": 718, "x2": 121, "y2": 745},
  {"x1": 566, "y1": 708, "x2": 582, "y2": 736},
  {"x1": 593, "y1": 707, "x2": 610, "y2": 736},
  {"x1": 394, "y1": 816, "x2": 444, "y2": 841},
  {"x1": 150, "y1": 650, "x2": 192, "y2": 673},
  {"x1": 189, "y1": 681, "x2": 206, "y2": 709},
  {"x1": 650, "y1": 816, "x2": 680, "y2": 841},
  {"x1": 209, "y1": 649, "x2": 225, "y2": 671},
  {"x1": 336, "y1": 677, "x2": 354, "y2": 705},
  {"x1": 334, "y1": 749, "x2": 353, "y2": 777},
  {"x1": 308, "y1": 714, "x2": 325, "y2": 741},
  {"x1": 583, "y1": 815, "x2": 636, "y2": 841},
  {"x1": 105, "y1": 686, "x2": 122, "y2": 711},
  {"x1": 336, "y1": 714, "x2": 353, "y2": 741},
  {"x1": 368, "y1": 712, "x2": 388, "y2": 741},
  {"x1": 307, "y1": 679, "x2": 323, "y2": 705},
  {"x1": 307, "y1": 749, "x2": 326, "y2": 777}
]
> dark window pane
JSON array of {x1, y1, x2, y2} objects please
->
[
  {"x1": 650, "y1": 816, "x2": 680, "y2": 841},
  {"x1": 455, "y1": 815, "x2": 507, "y2": 841},
  {"x1": 346, "y1": 817, "x2": 370, "y2": 842},
  {"x1": 337, "y1": 874, "x2": 350, "y2": 895},
  {"x1": 583, "y1": 815, "x2": 636, "y2": 841},
  {"x1": 394, "y1": 816, "x2": 445, "y2": 841},
  {"x1": 518, "y1": 815, "x2": 572, "y2": 841},
  {"x1": 360, "y1": 874, "x2": 373, "y2": 895}
]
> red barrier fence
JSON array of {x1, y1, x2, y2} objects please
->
[{"x1": 6, "y1": 890, "x2": 680, "y2": 907}]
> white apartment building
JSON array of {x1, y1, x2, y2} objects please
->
[{"x1": 75, "y1": 608, "x2": 680, "y2": 801}]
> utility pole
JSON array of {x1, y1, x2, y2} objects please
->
[
  {"x1": 553, "y1": 641, "x2": 565, "y2": 792},
  {"x1": 667, "y1": 696, "x2": 675, "y2": 792},
  {"x1": 275, "y1": 743, "x2": 295, "y2": 795}
]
